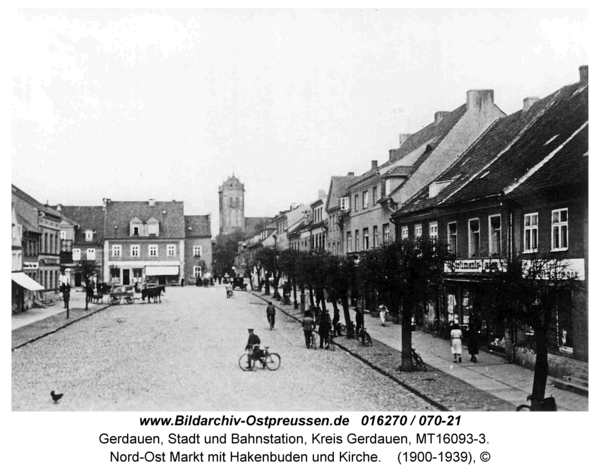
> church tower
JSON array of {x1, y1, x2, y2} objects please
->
[{"x1": 218, "y1": 175, "x2": 245, "y2": 235}]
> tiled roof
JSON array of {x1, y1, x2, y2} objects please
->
[
  {"x1": 389, "y1": 104, "x2": 467, "y2": 163},
  {"x1": 245, "y1": 217, "x2": 273, "y2": 237},
  {"x1": 104, "y1": 201, "x2": 185, "y2": 239},
  {"x1": 445, "y1": 82, "x2": 587, "y2": 205},
  {"x1": 507, "y1": 124, "x2": 588, "y2": 199},
  {"x1": 382, "y1": 165, "x2": 414, "y2": 178},
  {"x1": 325, "y1": 175, "x2": 362, "y2": 212},
  {"x1": 15, "y1": 211, "x2": 40, "y2": 233},
  {"x1": 397, "y1": 81, "x2": 587, "y2": 216},
  {"x1": 59, "y1": 206, "x2": 106, "y2": 242},
  {"x1": 185, "y1": 215, "x2": 212, "y2": 237},
  {"x1": 11, "y1": 184, "x2": 62, "y2": 220}
]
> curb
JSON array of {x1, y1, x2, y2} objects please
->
[
  {"x1": 249, "y1": 291, "x2": 449, "y2": 411},
  {"x1": 12, "y1": 305, "x2": 111, "y2": 351}
]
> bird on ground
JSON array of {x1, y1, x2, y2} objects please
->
[{"x1": 50, "y1": 391, "x2": 63, "y2": 403}]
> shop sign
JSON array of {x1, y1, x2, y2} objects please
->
[
  {"x1": 23, "y1": 262, "x2": 39, "y2": 270},
  {"x1": 445, "y1": 259, "x2": 505, "y2": 273}
]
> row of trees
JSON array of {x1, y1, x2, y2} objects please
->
[{"x1": 245, "y1": 239, "x2": 577, "y2": 410}]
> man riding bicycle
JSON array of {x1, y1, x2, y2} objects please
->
[{"x1": 245, "y1": 328, "x2": 264, "y2": 369}]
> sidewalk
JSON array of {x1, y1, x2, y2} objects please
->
[
  {"x1": 254, "y1": 289, "x2": 588, "y2": 411},
  {"x1": 12, "y1": 290, "x2": 101, "y2": 331}
]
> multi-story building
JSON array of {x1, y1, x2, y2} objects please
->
[
  {"x1": 57, "y1": 205, "x2": 106, "y2": 286},
  {"x1": 184, "y1": 215, "x2": 212, "y2": 284},
  {"x1": 344, "y1": 89, "x2": 505, "y2": 258},
  {"x1": 309, "y1": 192, "x2": 328, "y2": 251},
  {"x1": 102, "y1": 199, "x2": 186, "y2": 286},
  {"x1": 273, "y1": 203, "x2": 309, "y2": 251},
  {"x1": 393, "y1": 66, "x2": 588, "y2": 364},
  {"x1": 325, "y1": 173, "x2": 361, "y2": 255},
  {"x1": 12, "y1": 185, "x2": 61, "y2": 302}
]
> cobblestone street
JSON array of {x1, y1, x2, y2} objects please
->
[{"x1": 12, "y1": 287, "x2": 437, "y2": 411}]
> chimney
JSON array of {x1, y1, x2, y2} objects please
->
[
  {"x1": 56, "y1": 203, "x2": 62, "y2": 212},
  {"x1": 398, "y1": 133, "x2": 411, "y2": 146},
  {"x1": 523, "y1": 97, "x2": 540, "y2": 112},
  {"x1": 318, "y1": 189, "x2": 327, "y2": 200},
  {"x1": 102, "y1": 198, "x2": 110, "y2": 210},
  {"x1": 149, "y1": 199, "x2": 156, "y2": 207},
  {"x1": 347, "y1": 172, "x2": 355, "y2": 177},
  {"x1": 579, "y1": 65, "x2": 588, "y2": 84},
  {"x1": 466, "y1": 90, "x2": 494, "y2": 110},
  {"x1": 434, "y1": 111, "x2": 449, "y2": 125},
  {"x1": 371, "y1": 160, "x2": 378, "y2": 170}
]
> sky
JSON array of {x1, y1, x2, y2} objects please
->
[{"x1": 11, "y1": 8, "x2": 588, "y2": 237}]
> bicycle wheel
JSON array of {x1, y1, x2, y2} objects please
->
[
  {"x1": 239, "y1": 354, "x2": 255, "y2": 371},
  {"x1": 264, "y1": 353, "x2": 281, "y2": 371},
  {"x1": 516, "y1": 405, "x2": 531, "y2": 411},
  {"x1": 126, "y1": 296, "x2": 134, "y2": 304},
  {"x1": 413, "y1": 353, "x2": 427, "y2": 372}
]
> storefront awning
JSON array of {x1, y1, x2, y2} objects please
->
[
  {"x1": 12, "y1": 272, "x2": 44, "y2": 291},
  {"x1": 145, "y1": 266, "x2": 180, "y2": 276}
]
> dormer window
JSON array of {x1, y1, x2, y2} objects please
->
[
  {"x1": 429, "y1": 180, "x2": 452, "y2": 198},
  {"x1": 85, "y1": 230, "x2": 94, "y2": 241},
  {"x1": 147, "y1": 218, "x2": 159, "y2": 237},
  {"x1": 130, "y1": 218, "x2": 143, "y2": 236}
]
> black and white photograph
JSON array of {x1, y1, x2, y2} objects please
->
[{"x1": 8, "y1": 5, "x2": 593, "y2": 471}]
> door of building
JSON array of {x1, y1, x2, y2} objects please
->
[
  {"x1": 158, "y1": 275, "x2": 166, "y2": 286},
  {"x1": 123, "y1": 269, "x2": 130, "y2": 286}
]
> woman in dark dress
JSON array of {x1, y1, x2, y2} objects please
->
[{"x1": 467, "y1": 322, "x2": 479, "y2": 363}]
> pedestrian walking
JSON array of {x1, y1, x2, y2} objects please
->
[
  {"x1": 378, "y1": 303, "x2": 388, "y2": 326},
  {"x1": 62, "y1": 283, "x2": 71, "y2": 309},
  {"x1": 301, "y1": 311, "x2": 316, "y2": 349},
  {"x1": 354, "y1": 306, "x2": 364, "y2": 335},
  {"x1": 332, "y1": 307, "x2": 341, "y2": 336},
  {"x1": 450, "y1": 323, "x2": 463, "y2": 363},
  {"x1": 181, "y1": 278, "x2": 185, "y2": 287},
  {"x1": 266, "y1": 302, "x2": 276, "y2": 330},
  {"x1": 318, "y1": 313, "x2": 332, "y2": 349},
  {"x1": 467, "y1": 322, "x2": 479, "y2": 363}
]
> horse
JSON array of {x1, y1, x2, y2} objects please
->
[{"x1": 141, "y1": 285, "x2": 165, "y2": 303}]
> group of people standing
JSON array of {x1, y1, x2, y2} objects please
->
[{"x1": 449, "y1": 322, "x2": 480, "y2": 363}]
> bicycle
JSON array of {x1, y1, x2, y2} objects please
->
[
  {"x1": 356, "y1": 327, "x2": 373, "y2": 346},
  {"x1": 411, "y1": 347, "x2": 427, "y2": 372},
  {"x1": 516, "y1": 395, "x2": 557, "y2": 411},
  {"x1": 239, "y1": 346, "x2": 281, "y2": 371}
]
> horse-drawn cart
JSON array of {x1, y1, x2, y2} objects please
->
[{"x1": 109, "y1": 285, "x2": 135, "y2": 305}]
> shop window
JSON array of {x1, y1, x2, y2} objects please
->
[
  {"x1": 447, "y1": 222, "x2": 457, "y2": 254},
  {"x1": 133, "y1": 268, "x2": 143, "y2": 280},
  {"x1": 489, "y1": 215, "x2": 501, "y2": 256},
  {"x1": 551, "y1": 208, "x2": 568, "y2": 251},
  {"x1": 524, "y1": 213, "x2": 539, "y2": 253},
  {"x1": 110, "y1": 267, "x2": 120, "y2": 281},
  {"x1": 556, "y1": 289, "x2": 573, "y2": 353},
  {"x1": 468, "y1": 219, "x2": 480, "y2": 257}
]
